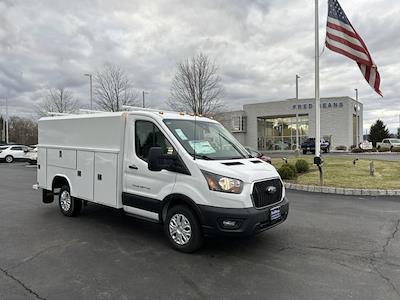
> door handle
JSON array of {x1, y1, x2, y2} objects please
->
[{"x1": 129, "y1": 164, "x2": 138, "y2": 170}]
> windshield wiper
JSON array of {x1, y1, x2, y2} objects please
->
[{"x1": 193, "y1": 154, "x2": 214, "y2": 160}]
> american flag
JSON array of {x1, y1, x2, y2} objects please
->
[{"x1": 325, "y1": 0, "x2": 382, "y2": 96}]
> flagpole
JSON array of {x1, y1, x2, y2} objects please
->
[
  {"x1": 315, "y1": 0, "x2": 321, "y2": 158},
  {"x1": 5, "y1": 97, "x2": 9, "y2": 144}
]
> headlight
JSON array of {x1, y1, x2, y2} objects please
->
[{"x1": 201, "y1": 170, "x2": 243, "y2": 194}]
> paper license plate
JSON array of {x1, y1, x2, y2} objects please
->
[{"x1": 270, "y1": 206, "x2": 281, "y2": 221}]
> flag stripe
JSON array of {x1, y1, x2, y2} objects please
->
[
  {"x1": 325, "y1": 37, "x2": 371, "y2": 65},
  {"x1": 327, "y1": 17, "x2": 355, "y2": 36},
  {"x1": 326, "y1": 26, "x2": 363, "y2": 48},
  {"x1": 369, "y1": 67, "x2": 376, "y2": 86},
  {"x1": 374, "y1": 70, "x2": 382, "y2": 95},
  {"x1": 326, "y1": 32, "x2": 367, "y2": 55}
]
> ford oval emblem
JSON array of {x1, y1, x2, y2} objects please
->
[{"x1": 266, "y1": 186, "x2": 277, "y2": 194}]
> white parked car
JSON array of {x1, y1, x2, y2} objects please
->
[
  {"x1": 0, "y1": 145, "x2": 31, "y2": 163},
  {"x1": 376, "y1": 139, "x2": 400, "y2": 151},
  {"x1": 359, "y1": 140, "x2": 373, "y2": 150},
  {"x1": 25, "y1": 147, "x2": 38, "y2": 164},
  {"x1": 34, "y1": 109, "x2": 289, "y2": 252}
]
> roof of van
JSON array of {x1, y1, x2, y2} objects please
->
[{"x1": 39, "y1": 110, "x2": 218, "y2": 123}]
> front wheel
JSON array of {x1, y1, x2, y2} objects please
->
[
  {"x1": 5, "y1": 155, "x2": 14, "y2": 163},
  {"x1": 58, "y1": 185, "x2": 82, "y2": 217},
  {"x1": 302, "y1": 149, "x2": 307, "y2": 155},
  {"x1": 165, "y1": 205, "x2": 203, "y2": 253}
]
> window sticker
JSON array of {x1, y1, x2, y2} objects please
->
[
  {"x1": 188, "y1": 140, "x2": 216, "y2": 154},
  {"x1": 175, "y1": 128, "x2": 188, "y2": 140}
]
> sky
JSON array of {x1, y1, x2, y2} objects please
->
[{"x1": 0, "y1": 0, "x2": 399, "y2": 133}]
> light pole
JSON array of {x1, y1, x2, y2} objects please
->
[
  {"x1": 295, "y1": 74, "x2": 300, "y2": 155},
  {"x1": 142, "y1": 91, "x2": 149, "y2": 108},
  {"x1": 84, "y1": 74, "x2": 93, "y2": 110},
  {"x1": 355, "y1": 88, "x2": 359, "y2": 146},
  {"x1": 5, "y1": 97, "x2": 8, "y2": 144}
]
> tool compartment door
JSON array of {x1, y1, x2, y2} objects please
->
[
  {"x1": 94, "y1": 152, "x2": 118, "y2": 207},
  {"x1": 74, "y1": 151, "x2": 95, "y2": 201},
  {"x1": 47, "y1": 148, "x2": 76, "y2": 169}
]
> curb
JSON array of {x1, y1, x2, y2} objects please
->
[{"x1": 284, "y1": 182, "x2": 400, "y2": 196}]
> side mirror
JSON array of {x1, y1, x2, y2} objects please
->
[
  {"x1": 148, "y1": 147, "x2": 164, "y2": 172},
  {"x1": 148, "y1": 147, "x2": 185, "y2": 173}
]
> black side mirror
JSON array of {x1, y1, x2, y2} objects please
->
[
  {"x1": 148, "y1": 147, "x2": 164, "y2": 172},
  {"x1": 148, "y1": 147, "x2": 188, "y2": 174}
]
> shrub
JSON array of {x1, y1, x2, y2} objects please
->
[
  {"x1": 295, "y1": 159, "x2": 309, "y2": 173},
  {"x1": 351, "y1": 148, "x2": 364, "y2": 153},
  {"x1": 391, "y1": 147, "x2": 400, "y2": 152},
  {"x1": 335, "y1": 145, "x2": 347, "y2": 151},
  {"x1": 278, "y1": 164, "x2": 297, "y2": 180},
  {"x1": 350, "y1": 145, "x2": 357, "y2": 150}
]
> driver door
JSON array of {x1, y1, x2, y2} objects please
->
[{"x1": 123, "y1": 115, "x2": 178, "y2": 219}]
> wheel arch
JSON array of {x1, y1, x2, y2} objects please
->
[
  {"x1": 161, "y1": 194, "x2": 204, "y2": 224},
  {"x1": 51, "y1": 175, "x2": 72, "y2": 195}
]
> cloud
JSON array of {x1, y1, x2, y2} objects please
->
[{"x1": 0, "y1": 0, "x2": 398, "y2": 132}]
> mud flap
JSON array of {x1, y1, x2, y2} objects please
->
[{"x1": 42, "y1": 189, "x2": 54, "y2": 204}]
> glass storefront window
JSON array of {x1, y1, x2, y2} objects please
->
[{"x1": 257, "y1": 115, "x2": 309, "y2": 151}]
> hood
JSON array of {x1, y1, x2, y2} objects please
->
[{"x1": 194, "y1": 158, "x2": 280, "y2": 183}]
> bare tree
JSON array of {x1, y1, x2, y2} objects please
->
[
  {"x1": 168, "y1": 53, "x2": 223, "y2": 115},
  {"x1": 93, "y1": 64, "x2": 138, "y2": 111},
  {"x1": 37, "y1": 88, "x2": 79, "y2": 117},
  {"x1": 8, "y1": 116, "x2": 38, "y2": 145}
]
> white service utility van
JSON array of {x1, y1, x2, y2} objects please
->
[{"x1": 35, "y1": 109, "x2": 289, "y2": 252}]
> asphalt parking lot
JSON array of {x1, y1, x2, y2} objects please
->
[{"x1": 0, "y1": 163, "x2": 399, "y2": 300}]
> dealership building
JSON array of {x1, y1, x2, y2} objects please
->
[{"x1": 216, "y1": 96, "x2": 363, "y2": 151}]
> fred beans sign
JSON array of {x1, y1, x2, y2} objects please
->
[{"x1": 292, "y1": 102, "x2": 344, "y2": 110}]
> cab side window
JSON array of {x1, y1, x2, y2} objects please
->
[{"x1": 135, "y1": 120, "x2": 174, "y2": 161}]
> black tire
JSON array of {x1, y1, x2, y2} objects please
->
[
  {"x1": 164, "y1": 204, "x2": 203, "y2": 253},
  {"x1": 390, "y1": 146, "x2": 393, "y2": 151},
  {"x1": 377, "y1": 145, "x2": 381, "y2": 150},
  {"x1": 302, "y1": 149, "x2": 307, "y2": 155},
  {"x1": 5, "y1": 155, "x2": 14, "y2": 163},
  {"x1": 58, "y1": 185, "x2": 82, "y2": 217}
]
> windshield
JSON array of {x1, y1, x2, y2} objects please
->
[{"x1": 163, "y1": 119, "x2": 249, "y2": 160}]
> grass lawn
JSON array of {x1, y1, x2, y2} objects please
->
[{"x1": 273, "y1": 156, "x2": 400, "y2": 189}]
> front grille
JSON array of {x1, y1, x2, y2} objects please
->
[{"x1": 251, "y1": 179, "x2": 283, "y2": 208}]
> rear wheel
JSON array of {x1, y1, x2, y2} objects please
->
[
  {"x1": 58, "y1": 185, "x2": 82, "y2": 217},
  {"x1": 5, "y1": 155, "x2": 14, "y2": 163},
  {"x1": 164, "y1": 205, "x2": 203, "y2": 253}
]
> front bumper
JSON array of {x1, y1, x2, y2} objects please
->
[{"x1": 199, "y1": 198, "x2": 289, "y2": 237}]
